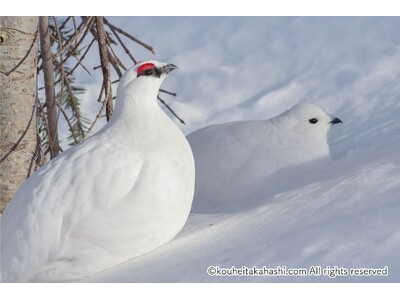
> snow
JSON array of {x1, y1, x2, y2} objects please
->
[
  {"x1": 2, "y1": 17, "x2": 400, "y2": 283},
  {"x1": 85, "y1": 17, "x2": 400, "y2": 283}
]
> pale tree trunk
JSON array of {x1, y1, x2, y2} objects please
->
[{"x1": 0, "y1": 17, "x2": 40, "y2": 214}]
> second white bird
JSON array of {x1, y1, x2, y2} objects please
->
[{"x1": 187, "y1": 103, "x2": 342, "y2": 213}]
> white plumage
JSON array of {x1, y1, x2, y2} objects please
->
[
  {"x1": 187, "y1": 103, "x2": 342, "y2": 213},
  {"x1": 1, "y1": 60, "x2": 195, "y2": 282}
]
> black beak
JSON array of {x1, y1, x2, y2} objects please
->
[
  {"x1": 330, "y1": 117, "x2": 343, "y2": 125},
  {"x1": 159, "y1": 63, "x2": 178, "y2": 75}
]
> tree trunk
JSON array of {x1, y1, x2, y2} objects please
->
[{"x1": 0, "y1": 17, "x2": 39, "y2": 214}]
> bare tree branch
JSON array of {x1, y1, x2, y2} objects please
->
[
  {"x1": 38, "y1": 39, "x2": 95, "y2": 91},
  {"x1": 59, "y1": 16, "x2": 71, "y2": 32},
  {"x1": 39, "y1": 16, "x2": 60, "y2": 158},
  {"x1": 53, "y1": 22, "x2": 87, "y2": 146},
  {"x1": 82, "y1": 16, "x2": 123, "y2": 78},
  {"x1": 38, "y1": 16, "x2": 185, "y2": 156},
  {"x1": 56, "y1": 102, "x2": 78, "y2": 144},
  {"x1": 97, "y1": 82, "x2": 105, "y2": 103},
  {"x1": 52, "y1": 17, "x2": 65, "y2": 97},
  {"x1": 105, "y1": 20, "x2": 137, "y2": 64},
  {"x1": 33, "y1": 84, "x2": 47, "y2": 169},
  {"x1": 55, "y1": 17, "x2": 95, "y2": 69},
  {"x1": 67, "y1": 38, "x2": 95, "y2": 76},
  {"x1": 36, "y1": 100, "x2": 51, "y2": 154},
  {"x1": 107, "y1": 42, "x2": 126, "y2": 71},
  {"x1": 95, "y1": 17, "x2": 113, "y2": 121},
  {"x1": 72, "y1": 16, "x2": 78, "y2": 45},
  {"x1": 55, "y1": 17, "x2": 92, "y2": 57},
  {"x1": 106, "y1": 31, "x2": 117, "y2": 45},
  {"x1": 157, "y1": 96, "x2": 186, "y2": 125},
  {"x1": 72, "y1": 55, "x2": 91, "y2": 75},
  {"x1": 159, "y1": 89, "x2": 177, "y2": 97},
  {"x1": 86, "y1": 99, "x2": 108, "y2": 136},
  {"x1": 103, "y1": 18, "x2": 155, "y2": 54}
]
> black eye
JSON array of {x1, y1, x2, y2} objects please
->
[
  {"x1": 144, "y1": 69, "x2": 154, "y2": 76},
  {"x1": 309, "y1": 118, "x2": 318, "y2": 124}
]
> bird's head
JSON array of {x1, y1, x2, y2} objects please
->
[
  {"x1": 112, "y1": 60, "x2": 178, "y2": 121},
  {"x1": 117, "y1": 60, "x2": 178, "y2": 96},
  {"x1": 279, "y1": 103, "x2": 343, "y2": 141}
]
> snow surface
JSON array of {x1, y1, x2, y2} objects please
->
[
  {"x1": 85, "y1": 17, "x2": 400, "y2": 283},
  {"x1": 4, "y1": 17, "x2": 400, "y2": 283}
]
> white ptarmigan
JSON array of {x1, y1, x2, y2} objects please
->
[
  {"x1": 187, "y1": 103, "x2": 342, "y2": 213},
  {"x1": 0, "y1": 60, "x2": 195, "y2": 282}
]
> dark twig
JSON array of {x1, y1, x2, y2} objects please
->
[
  {"x1": 38, "y1": 38, "x2": 95, "y2": 91},
  {"x1": 36, "y1": 101, "x2": 51, "y2": 149},
  {"x1": 86, "y1": 99, "x2": 108, "y2": 136},
  {"x1": 159, "y1": 89, "x2": 177, "y2": 97},
  {"x1": 66, "y1": 38, "x2": 95, "y2": 76},
  {"x1": 106, "y1": 31, "x2": 117, "y2": 45},
  {"x1": 106, "y1": 21, "x2": 137, "y2": 64},
  {"x1": 56, "y1": 17, "x2": 95, "y2": 69},
  {"x1": 107, "y1": 42, "x2": 126, "y2": 70},
  {"x1": 97, "y1": 82, "x2": 105, "y2": 103},
  {"x1": 103, "y1": 35, "x2": 124, "y2": 77},
  {"x1": 52, "y1": 17, "x2": 67, "y2": 129},
  {"x1": 95, "y1": 16, "x2": 113, "y2": 121},
  {"x1": 32, "y1": 84, "x2": 47, "y2": 169},
  {"x1": 82, "y1": 16, "x2": 123, "y2": 78},
  {"x1": 157, "y1": 96, "x2": 185, "y2": 125},
  {"x1": 55, "y1": 17, "x2": 91, "y2": 56},
  {"x1": 59, "y1": 16, "x2": 71, "y2": 32},
  {"x1": 39, "y1": 16, "x2": 60, "y2": 158},
  {"x1": 103, "y1": 17, "x2": 155, "y2": 54},
  {"x1": 56, "y1": 102, "x2": 78, "y2": 144},
  {"x1": 72, "y1": 16, "x2": 78, "y2": 46},
  {"x1": 109, "y1": 60, "x2": 123, "y2": 78},
  {"x1": 72, "y1": 55, "x2": 91, "y2": 75},
  {"x1": 51, "y1": 17, "x2": 63, "y2": 44}
]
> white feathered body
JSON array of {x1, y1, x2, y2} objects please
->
[
  {"x1": 188, "y1": 104, "x2": 334, "y2": 212},
  {"x1": 1, "y1": 64, "x2": 195, "y2": 282}
]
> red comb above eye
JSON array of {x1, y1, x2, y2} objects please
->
[{"x1": 137, "y1": 63, "x2": 155, "y2": 74}]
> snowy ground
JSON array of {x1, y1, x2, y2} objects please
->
[{"x1": 82, "y1": 17, "x2": 400, "y2": 283}]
